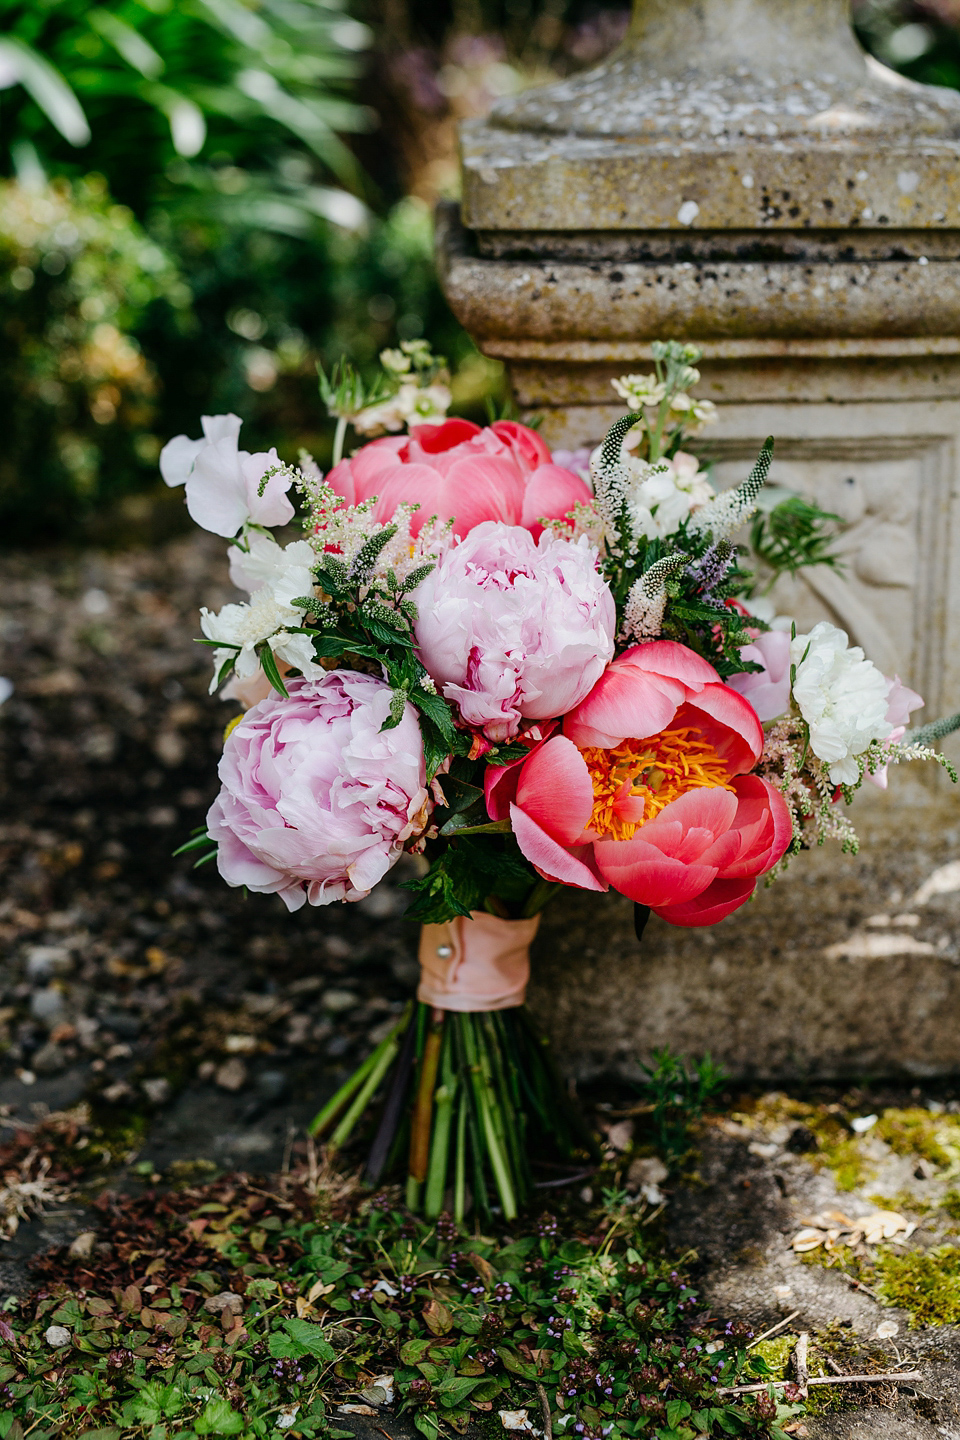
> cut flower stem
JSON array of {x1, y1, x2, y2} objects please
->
[{"x1": 309, "y1": 1000, "x2": 597, "y2": 1220}]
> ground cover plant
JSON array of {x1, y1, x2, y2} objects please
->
[{"x1": 0, "y1": 1137, "x2": 806, "y2": 1440}]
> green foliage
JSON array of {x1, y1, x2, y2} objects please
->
[
  {"x1": 402, "y1": 835, "x2": 537, "y2": 924},
  {"x1": 0, "y1": 1173, "x2": 796, "y2": 1438},
  {"x1": 750, "y1": 495, "x2": 842, "y2": 586},
  {"x1": 0, "y1": 172, "x2": 189, "y2": 541},
  {"x1": 637, "y1": 1048, "x2": 728, "y2": 1166},
  {"x1": 0, "y1": 0, "x2": 370, "y2": 212}
]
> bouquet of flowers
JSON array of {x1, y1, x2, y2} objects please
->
[{"x1": 162, "y1": 339, "x2": 958, "y2": 1220}]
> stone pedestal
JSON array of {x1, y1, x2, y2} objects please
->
[{"x1": 438, "y1": 0, "x2": 960, "y2": 1077}]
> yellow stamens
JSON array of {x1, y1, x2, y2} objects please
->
[{"x1": 580, "y1": 726, "x2": 734, "y2": 841}]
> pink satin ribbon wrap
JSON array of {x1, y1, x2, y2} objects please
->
[{"x1": 417, "y1": 912, "x2": 541, "y2": 1011}]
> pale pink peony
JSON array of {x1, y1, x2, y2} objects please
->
[
  {"x1": 413, "y1": 522, "x2": 616, "y2": 742},
  {"x1": 726, "y1": 628, "x2": 793, "y2": 721},
  {"x1": 207, "y1": 672, "x2": 429, "y2": 910},
  {"x1": 160, "y1": 412, "x2": 294, "y2": 537},
  {"x1": 327, "y1": 418, "x2": 591, "y2": 540}
]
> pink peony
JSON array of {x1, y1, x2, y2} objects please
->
[
  {"x1": 207, "y1": 672, "x2": 429, "y2": 910},
  {"x1": 413, "y1": 522, "x2": 616, "y2": 741},
  {"x1": 726, "y1": 628, "x2": 793, "y2": 721},
  {"x1": 160, "y1": 412, "x2": 294, "y2": 537},
  {"x1": 485, "y1": 641, "x2": 791, "y2": 926},
  {"x1": 327, "y1": 418, "x2": 592, "y2": 540}
]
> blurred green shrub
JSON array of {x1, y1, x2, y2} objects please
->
[
  {"x1": 0, "y1": 0, "x2": 372, "y2": 212},
  {"x1": 0, "y1": 174, "x2": 191, "y2": 542}
]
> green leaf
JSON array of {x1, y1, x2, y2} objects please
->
[
  {"x1": 439, "y1": 817, "x2": 512, "y2": 838},
  {"x1": 413, "y1": 1413, "x2": 440, "y2": 1440},
  {"x1": 561, "y1": 1329, "x2": 588, "y2": 1358},
  {"x1": 371, "y1": 1298, "x2": 402, "y2": 1332},
  {"x1": 0, "y1": 39, "x2": 91, "y2": 145},
  {"x1": 436, "y1": 1376, "x2": 480, "y2": 1408},
  {"x1": 129, "y1": 1382, "x2": 184, "y2": 1424},
  {"x1": 274, "y1": 1317, "x2": 337, "y2": 1362},
  {"x1": 401, "y1": 1338, "x2": 434, "y2": 1365},
  {"x1": 195, "y1": 1396, "x2": 245, "y2": 1435},
  {"x1": 496, "y1": 1346, "x2": 538, "y2": 1380},
  {"x1": 411, "y1": 689, "x2": 457, "y2": 743},
  {"x1": 258, "y1": 643, "x2": 289, "y2": 697},
  {"x1": 665, "y1": 1398, "x2": 692, "y2": 1429}
]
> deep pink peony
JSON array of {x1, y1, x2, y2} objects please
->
[
  {"x1": 207, "y1": 672, "x2": 429, "y2": 910},
  {"x1": 327, "y1": 418, "x2": 592, "y2": 540},
  {"x1": 413, "y1": 522, "x2": 615, "y2": 741},
  {"x1": 485, "y1": 641, "x2": 791, "y2": 926},
  {"x1": 726, "y1": 628, "x2": 793, "y2": 721}
]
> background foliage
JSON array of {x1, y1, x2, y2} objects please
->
[{"x1": 0, "y1": 0, "x2": 958, "y2": 541}]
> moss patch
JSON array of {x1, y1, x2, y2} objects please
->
[{"x1": 874, "y1": 1245, "x2": 960, "y2": 1327}]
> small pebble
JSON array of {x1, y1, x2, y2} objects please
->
[
  {"x1": 215, "y1": 1057, "x2": 247, "y2": 1092},
  {"x1": 45, "y1": 1325, "x2": 72, "y2": 1348}
]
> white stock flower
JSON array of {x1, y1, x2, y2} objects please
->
[
  {"x1": 611, "y1": 373, "x2": 665, "y2": 409},
  {"x1": 159, "y1": 412, "x2": 294, "y2": 537},
  {"x1": 352, "y1": 379, "x2": 452, "y2": 437},
  {"x1": 790, "y1": 621, "x2": 893, "y2": 785}
]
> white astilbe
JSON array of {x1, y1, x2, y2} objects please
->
[
  {"x1": 687, "y1": 438, "x2": 774, "y2": 540},
  {"x1": 621, "y1": 553, "x2": 688, "y2": 642},
  {"x1": 294, "y1": 465, "x2": 451, "y2": 585},
  {"x1": 541, "y1": 499, "x2": 607, "y2": 548}
]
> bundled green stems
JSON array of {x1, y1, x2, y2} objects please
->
[{"x1": 309, "y1": 1002, "x2": 597, "y2": 1222}]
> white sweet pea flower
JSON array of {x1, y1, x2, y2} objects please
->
[
  {"x1": 159, "y1": 412, "x2": 294, "y2": 537},
  {"x1": 228, "y1": 532, "x2": 318, "y2": 607},
  {"x1": 790, "y1": 621, "x2": 893, "y2": 785},
  {"x1": 159, "y1": 413, "x2": 241, "y2": 488}
]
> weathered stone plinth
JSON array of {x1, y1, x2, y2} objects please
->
[{"x1": 439, "y1": 0, "x2": 960, "y2": 1077}]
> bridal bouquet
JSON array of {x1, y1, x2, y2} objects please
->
[{"x1": 163, "y1": 339, "x2": 957, "y2": 1219}]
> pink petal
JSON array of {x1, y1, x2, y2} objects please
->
[
  {"x1": 410, "y1": 418, "x2": 483, "y2": 452},
  {"x1": 675, "y1": 683, "x2": 765, "y2": 773},
  {"x1": 520, "y1": 464, "x2": 593, "y2": 538},
  {"x1": 509, "y1": 803, "x2": 607, "y2": 891},
  {"x1": 490, "y1": 420, "x2": 552, "y2": 471},
  {"x1": 593, "y1": 835, "x2": 719, "y2": 906},
  {"x1": 653, "y1": 876, "x2": 757, "y2": 927},
  {"x1": 484, "y1": 759, "x2": 523, "y2": 821},
  {"x1": 564, "y1": 666, "x2": 679, "y2": 748},
  {"x1": 515, "y1": 735, "x2": 595, "y2": 845},
  {"x1": 617, "y1": 640, "x2": 721, "y2": 690}
]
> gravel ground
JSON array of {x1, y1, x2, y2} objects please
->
[{"x1": 0, "y1": 530, "x2": 421, "y2": 1174}]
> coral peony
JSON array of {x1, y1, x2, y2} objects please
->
[
  {"x1": 327, "y1": 418, "x2": 591, "y2": 540},
  {"x1": 160, "y1": 412, "x2": 294, "y2": 537},
  {"x1": 207, "y1": 672, "x2": 429, "y2": 910},
  {"x1": 485, "y1": 641, "x2": 791, "y2": 926},
  {"x1": 726, "y1": 627, "x2": 793, "y2": 721},
  {"x1": 413, "y1": 522, "x2": 615, "y2": 742}
]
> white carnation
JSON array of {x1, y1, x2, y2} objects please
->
[{"x1": 790, "y1": 621, "x2": 892, "y2": 785}]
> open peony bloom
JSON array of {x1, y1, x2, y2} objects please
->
[
  {"x1": 326, "y1": 418, "x2": 592, "y2": 540},
  {"x1": 485, "y1": 641, "x2": 791, "y2": 926},
  {"x1": 207, "y1": 672, "x2": 429, "y2": 911},
  {"x1": 160, "y1": 412, "x2": 294, "y2": 537},
  {"x1": 726, "y1": 627, "x2": 793, "y2": 721},
  {"x1": 413, "y1": 522, "x2": 615, "y2": 741}
]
